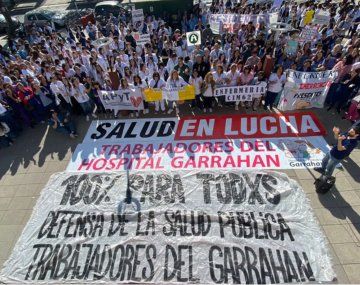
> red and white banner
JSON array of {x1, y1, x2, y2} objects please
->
[
  {"x1": 278, "y1": 70, "x2": 337, "y2": 111},
  {"x1": 67, "y1": 113, "x2": 329, "y2": 172}
]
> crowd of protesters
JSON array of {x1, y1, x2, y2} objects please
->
[{"x1": 0, "y1": 0, "x2": 359, "y2": 147}]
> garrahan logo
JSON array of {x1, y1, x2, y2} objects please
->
[
  {"x1": 59, "y1": 174, "x2": 121, "y2": 206},
  {"x1": 276, "y1": 139, "x2": 322, "y2": 159}
]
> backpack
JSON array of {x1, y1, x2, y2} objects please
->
[{"x1": 314, "y1": 175, "x2": 336, "y2": 194}]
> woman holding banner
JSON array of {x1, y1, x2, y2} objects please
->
[
  {"x1": 70, "y1": 78, "x2": 97, "y2": 122},
  {"x1": 237, "y1": 65, "x2": 254, "y2": 110},
  {"x1": 149, "y1": 72, "x2": 166, "y2": 114},
  {"x1": 133, "y1": 75, "x2": 149, "y2": 116},
  {"x1": 264, "y1": 65, "x2": 286, "y2": 111},
  {"x1": 118, "y1": 78, "x2": 135, "y2": 118},
  {"x1": 251, "y1": 71, "x2": 266, "y2": 111},
  {"x1": 189, "y1": 69, "x2": 203, "y2": 110},
  {"x1": 213, "y1": 64, "x2": 227, "y2": 107},
  {"x1": 166, "y1": 70, "x2": 188, "y2": 116}
]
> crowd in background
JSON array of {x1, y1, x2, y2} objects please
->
[{"x1": 0, "y1": 0, "x2": 359, "y2": 147}]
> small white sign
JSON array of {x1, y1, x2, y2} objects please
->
[
  {"x1": 132, "y1": 32, "x2": 151, "y2": 46},
  {"x1": 132, "y1": 9, "x2": 144, "y2": 23},
  {"x1": 186, "y1": 30, "x2": 202, "y2": 46}
]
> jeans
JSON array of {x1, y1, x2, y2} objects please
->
[
  {"x1": 0, "y1": 111, "x2": 22, "y2": 133},
  {"x1": 56, "y1": 122, "x2": 76, "y2": 135},
  {"x1": 265, "y1": 91, "x2": 278, "y2": 109},
  {"x1": 321, "y1": 152, "x2": 341, "y2": 176},
  {"x1": 79, "y1": 101, "x2": 93, "y2": 116}
]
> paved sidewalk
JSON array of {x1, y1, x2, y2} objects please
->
[{"x1": 0, "y1": 107, "x2": 359, "y2": 283}]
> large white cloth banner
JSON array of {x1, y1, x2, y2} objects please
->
[
  {"x1": 278, "y1": 70, "x2": 337, "y2": 111},
  {"x1": 68, "y1": 136, "x2": 328, "y2": 172},
  {"x1": 99, "y1": 89, "x2": 144, "y2": 112},
  {"x1": 209, "y1": 14, "x2": 269, "y2": 33},
  {"x1": 67, "y1": 113, "x2": 329, "y2": 172},
  {"x1": 215, "y1": 83, "x2": 267, "y2": 102},
  {"x1": 0, "y1": 170, "x2": 336, "y2": 283}
]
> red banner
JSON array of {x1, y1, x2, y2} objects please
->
[{"x1": 175, "y1": 112, "x2": 326, "y2": 141}]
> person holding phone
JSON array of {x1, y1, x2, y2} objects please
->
[{"x1": 315, "y1": 126, "x2": 360, "y2": 176}]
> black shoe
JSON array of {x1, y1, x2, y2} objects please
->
[{"x1": 314, "y1": 167, "x2": 325, "y2": 174}]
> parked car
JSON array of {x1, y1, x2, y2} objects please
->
[
  {"x1": 94, "y1": 1, "x2": 133, "y2": 18},
  {"x1": 0, "y1": 14, "x2": 20, "y2": 33},
  {"x1": 23, "y1": 9, "x2": 83, "y2": 28},
  {"x1": 121, "y1": 0, "x2": 193, "y2": 17}
]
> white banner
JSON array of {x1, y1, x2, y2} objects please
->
[
  {"x1": 210, "y1": 20, "x2": 222, "y2": 34},
  {"x1": 132, "y1": 33, "x2": 151, "y2": 46},
  {"x1": 67, "y1": 136, "x2": 328, "y2": 172},
  {"x1": 99, "y1": 89, "x2": 144, "y2": 112},
  {"x1": 299, "y1": 26, "x2": 318, "y2": 42},
  {"x1": 312, "y1": 10, "x2": 330, "y2": 26},
  {"x1": 132, "y1": 9, "x2": 144, "y2": 30},
  {"x1": 269, "y1": 12, "x2": 279, "y2": 25},
  {"x1": 215, "y1": 83, "x2": 267, "y2": 101},
  {"x1": 209, "y1": 14, "x2": 239, "y2": 33},
  {"x1": 132, "y1": 9, "x2": 144, "y2": 23},
  {"x1": 0, "y1": 170, "x2": 335, "y2": 283},
  {"x1": 209, "y1": 14, "x2": 270, "y2": 33},
  {"x1": 67, "y1": 113, "x2": 328, "y2": 171},
  {"x1": 278, "y1": 70, "x2": 338, "y2": 111}
]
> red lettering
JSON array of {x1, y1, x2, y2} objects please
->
[
  {"x1": 223, "y1": 155, "x2": 236, "y2": 168},
  {"x1": 109, "y1": 145, "x2": 121, "y2": 155},
  {"x1": 132, "y1": 144, "x2": 144, "y2": 154},
  {"x1": 198, "y1": 156, "x2": 210, "y2": 168},
  {"x1": 237, "y1": 155, "x2": 251, "y2": 167},
  {"x1": 116, "y1": 158, "x2": 129, "y2": 170},
  {"x1": 254, "y1": 140, "x2": 265, "y2": 152},
  {"x1": 266, "y1": 155, "x2": 280, "y2": 167},
  {"x1": 174, "y1": 113, "x2": 326, "y2": 140},
  {"x1": 252, "y1": 155, "x2": 266, "y2": 167},
  {"x1": 93, "y1": 158, "x2": 107, "y2": 170},
  {"x1": 78, "y1": 159, "x2": 94, "y2": 171},
  {"x1": 100, "y1": 145, "x2": 111, "y2": 155},
  {"x1": 184, "y1": 156, "x2": 196, "y2": 168},
  {"x1": 211, "y1": 156, "x2": 222, "y2": 168},
  {"x1": 240, "y1": 141, "x2": 253, "y2": 152}
]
